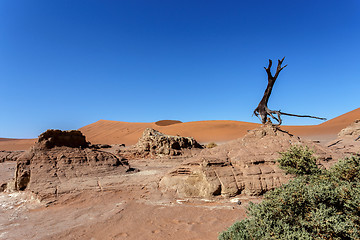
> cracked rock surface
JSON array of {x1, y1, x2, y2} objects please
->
[
  {"x1": 160, "y1": 124, "x2": 337, "y2": 198},
  {"x1": 122, "y1": 128, "x2": 203, "y2": 159},
  {"x1": 328, "y1": 119, "x2": 360, "y2": 156},
  {"x1": 0, "y1": 151, "x2": 24, "y2": 163},
  {"x1": 11, "y1": 130, "x2": 130, "y2": 202}
]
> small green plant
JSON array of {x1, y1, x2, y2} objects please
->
[
  {"x1": 219, "y1": 150, "x2": 360, "y2": 240},
  {"x1": 206, "y1": 142, "x2": 218, "y2": 148},
  {"x1": 329, "y1": 155, "x2": 360, "y2": 181},
  {"x1": 278, "y1": 145, "x2": 321, "y2": 175}
]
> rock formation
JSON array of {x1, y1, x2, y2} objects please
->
[
  {"x1": 0, "y1": 150, "x2": 24, "y2": 162},
  {"x1": 160, "y1": 124, "x2": 336, "y2": 198},
  {"x1": 122, "y1": 128, "x2": 203, "y2": 158},
  {"x1": 328, "y1": 119, "x2": 360, "y2": 156},
  {"x1": 338, "y1": 119, "x2": 360, "y2": 139},
  {"x1": 36, "y1": 129, "x2": 89, "y2": 149},
  {"x1": 11, "y1": 130, "x2": 130, "y2": 200}
]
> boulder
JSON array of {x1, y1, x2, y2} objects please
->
[
  {"x1": 160, "y1": 123, "x2": 336, "y2": 198},
  {"x1": 12, "y1": 130, "x2": 130, "y2": 201},
  {"x1": 36, "y1": 129, "x2": 89, "y2": 149},
  {"x1": 123, "y1": 128, "x2": 203, "y2": 158}
]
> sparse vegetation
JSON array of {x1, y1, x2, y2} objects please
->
[
  {"x1": 278, "y1": 145, "x2": 321, "y2": 175},
  {"x1": 206, "y1": 142, "x2": 218, "y2": 148},
  {"x1": 219, "y1": 148, "x2": 360, "y2": 240}
]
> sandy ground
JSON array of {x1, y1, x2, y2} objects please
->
[
  {"x1": 0, "y1": 108, "x2": 359, "y2": 239},
  {"x1": 0, "y1": 159, "x2": 258, "y2": 240},
  {"x1": 0, "y1": 138, "x2": 36, "y2": 151}
]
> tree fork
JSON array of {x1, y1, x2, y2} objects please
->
[{"x1": 253, "y1": 57, "x2": 326, "y2": 125}]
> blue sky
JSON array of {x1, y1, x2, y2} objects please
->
[{"x1": 1, "y1": 0, "x2": 359, "y2": 138}]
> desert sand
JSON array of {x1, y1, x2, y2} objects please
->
[
  {"x1": 0, "y1": 138, "x2": 36, "y2": 151},
  {"x1": 1, "y1": 108, "x2": 359, "y2": 151},
  {"x1": 0, "y1": 108, "x2": 359, "y2": 240}
]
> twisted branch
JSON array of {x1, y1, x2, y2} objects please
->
[{"x1": 253, "y1": 57, "x2": 326, "y2": 125}]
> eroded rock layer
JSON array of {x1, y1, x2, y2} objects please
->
[
  {"x1": 0, "y1": 150, "x2": 24, "y2": 162},
  {"x1": 123, "y1": 128, "x2": 203, "y2": 158},
  {"x1": 160, "y1": 124, "x2": 336, "y2": 198},
  {"x1": 12, "y1": 130, "x2": 130, "y2": 200},
  {"x1": 328, "y1": 119, "x2": 360, "y2": 156}
]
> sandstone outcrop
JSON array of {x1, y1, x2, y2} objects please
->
[
  {"x1": 338, "y1": 119, "x2": 360, "y2": 138},
  {"x1": 122, "y1": 128, "x2": 203, "y2": 158},
  {"x1": 36, "y1": 129, "x2": 89, "y2": 149},
  {"x1": 0, "y1": 150, "x2": 24, "y2": 162},
  {"x1": 328, "y1": 119, "x2": 360, "y2": 156},
  {"x1": 160, "y1": 124, "x2": 336, "y2": 198},
  {"x1": 12, "y1": 130, "x2": 130, "y2": 200}
]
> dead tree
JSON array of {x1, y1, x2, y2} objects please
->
[{"x1": 253, "y1": 57, "x2": 326, "y2": 125}]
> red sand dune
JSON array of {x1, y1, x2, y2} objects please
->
[
  {"x1": 0, "y1": 138, "x2": 36, "y2": 151},
  {"x1": 1, "y1": 108, "x2": 359, "y2": 151},
  {"x1": 79, "y1": 120, "x2": 260, "y2": 146},
  {"x1": 79, "y1": 108, "x2": 360, "y2": 146},
  {"x1": 283, "y1": 107, "x2": 360, "y2": 142}
]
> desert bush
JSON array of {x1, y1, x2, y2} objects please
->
[
  {"x1": 329, "y1": 155, "x2": 360, "y2": 182},
  {"x1": 277, "y1": 145, "x2": 321, "y2": 175},
  {"x1": 219, "y1": 152, "x2": 360, "y2": 240},
  {"x1": 206, "y1": 142, "x2": 218, "y2": 148}
]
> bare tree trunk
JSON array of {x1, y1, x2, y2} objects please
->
[
  {"x1": 253, "y1": 57, "x2": 287, "y2": 124},
  {"x1": 253, "y1": 57, "x2": 326, "y2": 125}
]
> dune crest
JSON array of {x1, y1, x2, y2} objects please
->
[{"x1": 0, "y1": 108, "x2": 359, "y2": 151}]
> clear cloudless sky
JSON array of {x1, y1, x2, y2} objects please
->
[{"x1": 1, "y1": 0, "x2": 360, "y2": 138}]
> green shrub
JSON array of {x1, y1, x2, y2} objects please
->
[
  {"x1": 219, "y1": 151, "x2": 360, "y2": 240},
  {"x1": 329, "y1": 155, "x2": 360, "y2": 182},
  {"x1": 278, "y1": 145, "x2": 321, "y2": 176}
]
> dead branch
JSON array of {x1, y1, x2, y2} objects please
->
[
  {"x1": 277, "y1": 111, "x2": 327, "y2": 120},
  {"x1": 254, "y1": 57, "x2": 286, "y2": 124},
  {"x1": 328, "y1": 140, "x2": 342, "y2": 148},
  {"x1": 253, "y1": 57, "x2": 326, "y2": 125}
]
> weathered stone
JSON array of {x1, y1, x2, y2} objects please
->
[
  {"x1": 0, "y1": 150, "x2": 24, "y2": 162},
  {"x1": 12, "y1": 130, "x2": 130, "y2": 201},
  {"x1": 338, "y1": 119, "x2": 360, "y2": 138},
  {"x1": 36, "y1": 129, "x2": 88, "y2": 149},
  {"x1": 123, "y1": 128, "x2": 203, "y2": 158},
  {"x1": 160, "y1": 124, "x2": 336, "y2": 198},
  {"x1": 0, "y1": 182, "x2": 7, "y2": 192},
  {"x1": 328, "y1": 120, "x2": 360, "y2": 156}
]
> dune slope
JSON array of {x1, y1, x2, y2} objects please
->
[
  {"x1": 1, "y1": 108, "x2": 359, "y2": 151},
  {"x1": 79, "y1": 120, "x2": 260, "y2": 146},
  {"x1": 283, "y1": 108, "x2": 360, "y2": 142},
  {"x1": 80, "y1": 108, "x2": 360, "y2": 145},
  {"x1": 0, "y1": 138, "x2": 36, "y2": 151}
]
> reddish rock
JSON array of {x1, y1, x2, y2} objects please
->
[
  {"x1": 12, "y1": 130, "x2": 130, "y2": 201},
  {"x1": 36, "y1": 129, "x2": 89, "y2": 149}
]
